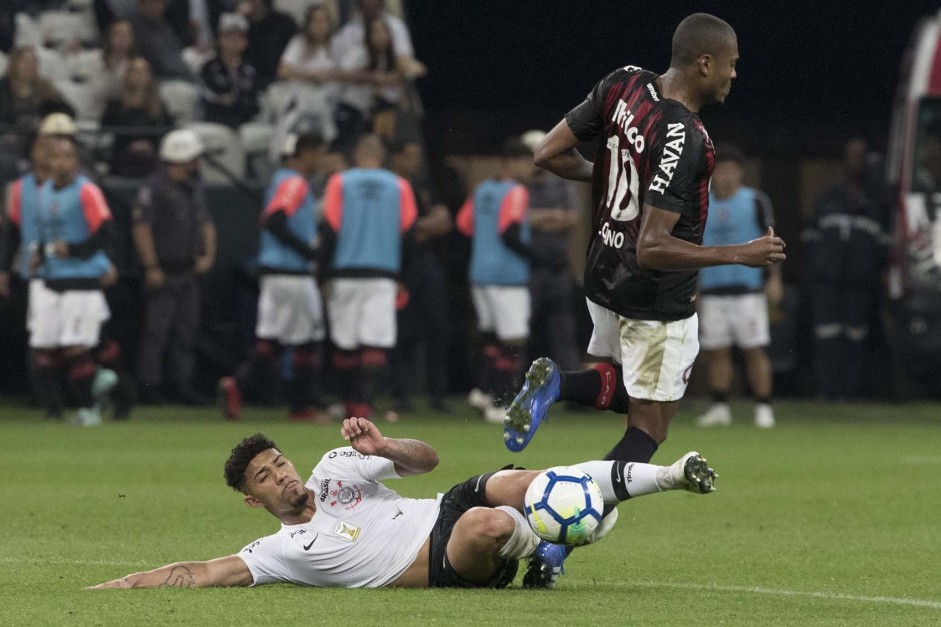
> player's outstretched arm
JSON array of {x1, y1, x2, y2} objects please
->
[
  {"x1": 533, "y1": 119, "x2": 594, "y2": 182},
  {"x1": 87, "y1": 555, "x2": 252, "y2": 589},
  {"x1": 341, "y1": 416, "x2": 439, "y2": 476}
]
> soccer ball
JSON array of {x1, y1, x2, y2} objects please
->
[{"x1": 523, "y1": 466, "x2": 604, "y2": 545}]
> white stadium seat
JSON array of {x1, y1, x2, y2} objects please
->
[
  {"x1": 186, "y1": 122, "x2": 245, "y2": 184},
  {"x1": 239, "y1": 121, "x2": 277, "y2": 179},
  {"x1": 53, "y1": 79, "x2": 97, "y2": 121},
  {"x1": 13, "y1": 14, "x2": 43, "y2": 48},
  {"x1": 35, "y1": 47, "x2": 70, "y2": 82},
  {"x1": 0, "y1": 52, "x2": 7, "y2": 77},
  {"x1": 64, "y1": 48, "x2": 103, "y2": 83},
  {"x1": 38, "y1": 11, "x2": 97, "y2": 47},
  {"x1": 273, "y1": 0, "x2": 309, "y2": 27},
  {"x1": 159, "y1": 80, "x2": 201, "y2": 125}
]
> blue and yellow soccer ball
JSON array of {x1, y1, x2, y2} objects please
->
[{"x1": 524, "y1": 466, "x2": 604, "y2": 545}]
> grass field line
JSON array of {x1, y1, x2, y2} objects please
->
[
  {"x1": 902, "y1": 456, "x2": 941, "y2": 464},
  {"x1": 624, "y1": 580, "x2": 941, "y2": 610}
]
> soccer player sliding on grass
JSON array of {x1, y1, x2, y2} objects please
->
[{"x1": 89, "y1": 417, "x2": 716, "y2": 591}]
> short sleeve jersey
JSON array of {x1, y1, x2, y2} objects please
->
[
  {"x1": 235, "y1": 448, "x2": 440, "y2": 588},
  {"x1": 566, "y1": 66, "x2": 715, "y2": 320}
]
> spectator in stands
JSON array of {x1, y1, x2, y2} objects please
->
[
  {"x1": 129, "y1": 0, "x2": 192, "y2": 79},
  {"x1": 387, "y1": 138, "x2": 452, "y2": 414},
  {"x1": 87, "y1": 20, "x2": 138, "y2": 120},
  {"x1": 457, "y1": 139, "x2": 540, "y2": 423},
  {"x1": 199, "y1": 12, "x2": 258, "y2": 129},
  {"x1": 321, "y1": 134, "x2": 417, "y2": 421},
  {"x1": 101, "y1": 56, "x2": 175, "y2": 178},
  {"x1": 332, "y1": 0, "x2": 414, "y2": 66},
  {"x1": 238, "y1": 0, "x2": 295, "y2": 90},
  {"x1": 132, "y1": 129, "x2": 217, "y2": 405},
  {"x1": 273, "y1": 4, "x2": 338, "y2": 146},
  {"x1": 520, "y1": 129, "x2": 583, "y2": 376},
  {"x1": 0, "y1": 47, "x2": 70, "y2": 150},
  {"x1": 220, "y1": 133, "x2": 329, "y2": 423}
]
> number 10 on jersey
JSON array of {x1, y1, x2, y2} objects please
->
[{"x1": 605, "y1": 136, "x2": 640, "y2": 222}]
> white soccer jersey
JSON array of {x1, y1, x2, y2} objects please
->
[{"x1": 236, "y1": 447, "x2": 441, "y2": 588}]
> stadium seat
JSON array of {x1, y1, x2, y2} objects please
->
[
  {"x1": 13, "y1": 14, "x2": 43, "y2": 48},
  {"x1": 259, "y1": 82, "x2": 296, "y2": 123},
  {"x1": 38, "y1": 11, "x2": 97, "y2": 47},
  {"x1": 54, "y1": 79, "x2": 97, "y2": 121},
  {"x1": 0, "y1": 52, "x2": 7, "y2": 77},
  {"x1": 159, "y1": 80, "x2": 201, "y2": 125},
  {"x1": 182, "y1": 47, "x2": 215, "y2": 76},
  {"x1": 64, "y1": 48, "x2": 103, "y2": 83},
  {"x1": 273, "y1": 0, "x2": 309, "y2": 26},
  {"x1": 186, "y1": 122, "x2": 246, "y2": 184},
  {"x1": 36, "y1": 47, "x2": 70, "y2": 82},
  {"x1": 239, "y1": 121, "x2": 277, "y2": 179}
]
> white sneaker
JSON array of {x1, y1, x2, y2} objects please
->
[
  {"x1": 72, "y1": 407, "x2": 102, "y2": 427},
  {"x1": 467, "y1": 388, "x2": 493, "y2": 412},
  {"x1": 659, "y1": 451, "x2": 717, "y2": 493},
  {"x1": 484, "y1": 405, "x2": 506, "y2": 424},
  {"x1": 754, "y1": 404, "x2": 775, "y2": 428},
  {"x1": 695, "y1": 403, "x2": 732, "y2": 427}
]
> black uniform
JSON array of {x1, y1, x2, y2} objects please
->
[{"x1": 566, "y1": 66, "x2": 715, "y2": 321}]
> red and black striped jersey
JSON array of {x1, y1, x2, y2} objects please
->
[{"x1": 566, "y1": 65, "x2": 715, "y2": 321}]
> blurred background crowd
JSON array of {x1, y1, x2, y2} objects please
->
[{"x1": 0, "y1": 0, "x2": 939, "y2": 426}]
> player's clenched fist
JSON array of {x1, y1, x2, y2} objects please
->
[{"x1": 341, "y1": 417, "x2": 387, "y2": 455}]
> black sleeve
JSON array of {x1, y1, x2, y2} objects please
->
[
  {"x1": 67, "y1": 220, "x2": 113, "y2": 259},
  {"x1": 754, "y1": 190, "x2": 775, "y2": 232},
  {"x1": 501, "y1": 224, "x2": 564, "y2": 271},
  {"x1": 265, "y1": 210, "x2": 317, "y2": 260},
  {"x1": 645, "y1": 115, "x2": 707, "y2": 216},
  {"x1": 501, "y1": 223, "x2": 532, "y2": 259},
  {"x1": 0, "y1": 220, "x2": 20, "y2": 272},
  {"x1": 564, "y1": 68, "x2": 623, "y2": 142},
  {"x1": 317, "y1": 221, "x2": 336, "y2": 278}
]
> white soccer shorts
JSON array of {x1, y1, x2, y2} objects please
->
[
  {"x1": 698, "y1": 293, "x2": 770, "y2": 350},
  {"x1": 471, "y1": 285, "x2": 530, "y2": 341},
  {"x1": 29, "y1": 288, "x2": 110, "y2": 349},
  {"x1": 586, "y1": 299, "x2": 699, "y2": 403},
  {"x1": 255, "y1": 275, "x2": 326, "y2": 345},
  {"x1": 326, "y1": 277, "x2": 397, "y2": 349}
]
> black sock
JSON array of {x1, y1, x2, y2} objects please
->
[
  {"x1": 288, "y1": 344, "x2": 320, "y2": 413},
  {"x1": 34, "y1": 354, "x2": 64, "y2": 419},
  {"x1": 755, "y1": 396, "x2": 771, "y2": 405},
  {"x1": 712, "y1": 390, "x2": 729, "y2": 404},
  {"x1": 557, "y1": 369, "x2": 601, "y2": 404},
  {"x1": 237, "y1": 340, "x2": 280, "y2": 400},
  {"x1": 67, "y1": 353, "x2": 97, "y2": 409},
  {"x1": 603, "y1": 426, "x2": 659, "y2": 463}
]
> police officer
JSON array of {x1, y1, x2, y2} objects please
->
[{"x1": 132, "y1": 129, "x2": 217, "y2": 404}]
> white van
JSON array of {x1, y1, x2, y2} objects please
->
[{"x1": 886, "y1": 8, "x2": 941, "y2": 390}]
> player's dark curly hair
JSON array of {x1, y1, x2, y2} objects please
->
[{"x1": 224, "y1": 433, "x2": 279, "y2": 492}]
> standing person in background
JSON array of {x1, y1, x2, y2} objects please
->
[
  {"x1": 238, "y1": 0, "x2": 296, "y2": 90},
  {"x1": 132, "y1": 129, "x2": 216, "y2": 405},
  {"x1": 694, "y1": 144, "x2": 781, "y2": 428},
  {"x1": 30, "y1": 137, "x2": 114, "y2": 426},
  {"x1": 86, "y1": 20, "x2": 138, "y2": 120},
  {"x1": 129, "y1": 0, "x2": 191, "y2": 80},
  {"x1": 321, "y1": 134, "x2": 417, "y2": 421},
  {"x1": 387, "y1": 138, "x2": 452, "y2": 414},
  {"x1": 804, "y1": 138, "x2": 889, "y2": 400},
  {"x1": 458, "y1": 138, "x2": 545, "y2": 424},
  {"x1": 520, "y1": 129, "x2": 584, "y2": 376},
  {"x1": 199, "y1": 13, "x2": 259, "y2": 129},
  {"x1": 220, "y1": 133, "x2": 329, "y2": 423}
]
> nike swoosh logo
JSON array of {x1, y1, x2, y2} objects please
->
[{"x1": 303, "y1": 534, "x2": 319, "y2": 551}]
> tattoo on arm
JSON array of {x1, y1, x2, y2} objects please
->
[{"x1": 159, "y1": 565, "x2": 196, "y2": 588}]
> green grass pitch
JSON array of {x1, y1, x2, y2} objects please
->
[{"x1": 1, "y1": 399, "x2": 940, "y2": 626}]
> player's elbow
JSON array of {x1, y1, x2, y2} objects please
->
[
  {"x1": 532, "y1": 141, "x2": 552, "y2": 169},
  {"x1": 636, "y1": 237, "x2": 667, "y2": 270}
]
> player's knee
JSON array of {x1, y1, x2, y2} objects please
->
[{"x1": 460, "y1": 507, "x2": 515, "y2": 543}]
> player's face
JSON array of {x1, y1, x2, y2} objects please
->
[
  {"x1": 48, "y1": 139, "x2": 78, "y2": 186},
  {"x1": 243, "y1": 449, "x2": 309, "y2": 513},
  {"x1": 709, "y1": 41, "x2": 739, "y2": 104},
  {"x1": 30, "y1": 137, "x2": 52, "y2": 179},
  {"x1": 711, "y1": 160, "x2": 743, "y2": 198}
]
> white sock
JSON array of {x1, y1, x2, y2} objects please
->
[
  {"x1": 495, "y1": 505, "x2": 540, "y2": 559},
  {"x1": 575, "y1": 460, "x2": 669, "y2": 502}
]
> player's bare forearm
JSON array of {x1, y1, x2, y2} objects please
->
[
  {"x1": 87, "y1": 556, "x2": 252, "y2": 589},
  {"x1": 533, "y1": 119, "x2": 594, "y2": 182},
  {"x1": 380, "y1": 437, "x2": 440, "y2": 476}
]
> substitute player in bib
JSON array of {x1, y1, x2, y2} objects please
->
[
  {"x1": 504, "y1": 14, "x2": 785, "y2": 458},
  {"x1": 321, "y1": 135, "x2": 417, "y2": 420},
  {"x1": 220, "y1": 133, "x2": 329, "y2": 423},
  {"x1": 89, "y1": 416, "x2": 717, "y2": 590},
  {"x1": 695, "y1": 144, "x2": 781, "y2": 429},
  {"x1": 458, "y1": 138, "x2": 545, "y2": 424},
  {"x1": 30, "y1": 136, "x2": 114, "y2": 426}
]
